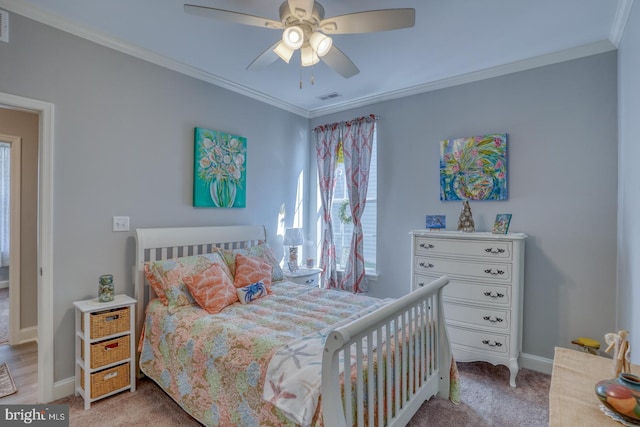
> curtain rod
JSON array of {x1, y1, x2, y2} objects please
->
[{"x1": 312, "y1": 114, "x2": 379, "y2": 133}]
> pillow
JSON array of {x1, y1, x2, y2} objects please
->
[
  {"x1": 236, "y1": 281, "x2": 269, "y2": 304},
  {"x1": 184, "y1": 263, "x2": 238, "y2": 314},
  {"x1": 216, "y1": 242, "x2": 285, "y2": 283},
  {"x1": 233, "y1": 253, "x2": 273, "y2": 289},
  {"x1": 144, "y1": 252, "x2": 231, "y2": 308}
]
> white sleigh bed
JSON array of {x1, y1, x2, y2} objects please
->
[{"x1": 134, "y1": 225, "x2": 453, "y2": 427}]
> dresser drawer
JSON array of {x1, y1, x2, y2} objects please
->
[
  {"x1": 414, "y1": 256, "x2": 513, "y2": 282},
  {"x1": 444, "y1": 301, "x2": 510, "y2": 331},
  {"x1": 414, "y1": 274, "x2": 511, "y2": 306},
  {"x1": 414, "y1": 237, "x2": 512, "y2": 261},
  {"x1": 448, "y1": 326, "x2": 509, "y2": 354}
]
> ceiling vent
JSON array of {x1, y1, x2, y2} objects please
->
[
  {"x1": 316, "y1": 92, "x2": 341, "y2": 101},
  {"x1": 0, "y1": 10, "x2": 8, "y2": 43}
]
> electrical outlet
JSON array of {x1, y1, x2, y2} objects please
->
[{"x1": 112, "y1": 216, "x2": 129, "y2": 232}]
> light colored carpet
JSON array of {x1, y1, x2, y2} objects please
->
[
  {"x1": 0, "y1": 362, "x2": 18, "y2": 398},
  {"x1": 0, "y1": 288, "x2": 8, "y2": 345},
  {"x1": 56, "y1": 361, "x2": 550, "y2": 426}
]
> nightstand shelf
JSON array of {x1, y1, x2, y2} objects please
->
[
  {"x1": 73, "y1": 294, "x2": 136, "y2": 410},
  {"x1": 284, "y1": 267, "x2": 322, "y2": 286}
]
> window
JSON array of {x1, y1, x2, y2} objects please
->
[{"x1": 330, "y1": 126, "x2": 377, "y2": 273}]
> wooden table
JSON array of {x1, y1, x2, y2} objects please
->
[{"x1": 549, "y1": 347, "x2": 640, "y2": 426}]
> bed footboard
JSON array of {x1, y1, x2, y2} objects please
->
[{"x1": 321, "y1": 275, "x2": 451, "y2": 427}]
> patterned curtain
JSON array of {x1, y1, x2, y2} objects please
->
[
  {"x1": 0, "y1": 143, "x2": 10, "y2": 267},
  {"x1": 314, "y1": 124, "x2": 341, "y2": 289},
  {"x1": 340, "y1": 115, "x2": 375, "y2": 293}
]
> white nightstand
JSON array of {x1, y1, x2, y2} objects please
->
[
  {"x1": 73, "y1": 294, "x2": 136, "y2": 410},
  {"x1": 284, "y1": 267, "x2": 322, "y2": 287}
]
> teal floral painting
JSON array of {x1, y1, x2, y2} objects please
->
[
  {"x1": 440, "y1": 133, "x2": 507, "y2": 201},
  {"x1": 193, "y1": 127, "x2": 246, "y2": 208}
]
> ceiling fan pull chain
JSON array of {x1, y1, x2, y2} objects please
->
[
  {"x1": 299, "y1": 69, "x2": 303, "y2": 89},
  {"x1": 311, "y1": 69, "x2": 315, "y2": 85}
]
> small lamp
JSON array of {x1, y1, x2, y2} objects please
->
[{"x1": 283, "y1": 228, "x2": 304, "y2": 267}]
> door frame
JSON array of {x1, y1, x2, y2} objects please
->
[
  {"x1": 0, "y1": 134, "x2": 21, "y2": 345},
  {"x1": 0, "y1": 92, "x2": 54, "y2": 404}
]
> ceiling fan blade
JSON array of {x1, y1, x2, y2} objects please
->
[
  {"x1": 287, "y1": 0, "x2": 315, "y2": 21},
  {"x1": 246, "y1": 41, "x2": 281, "y2": 71},
  {"x1": 184, "y1": 4, "x2": 283, "y2": 29},
  {"x1": 320, "y1": 9, "x2": 415, "y2": 34},
  {"x1": 321, "y1": 45, "x2": 359, "y2": 78}
]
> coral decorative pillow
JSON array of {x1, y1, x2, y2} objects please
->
[
  {"x1": 216, "y1": 242, "x2": 285, "y2": 283},
  {"x1": 233, "y1": 253, "x2": 273, "y2": 289},
  {"x1": 236, "y1": 281, "x2": 269, "y2": 304},
  {"x1": 184, "y1": 263, "x2": 238, "y2": 314},
  {"x1": 144, "y1": 252, "x2": 231, "y2": 309}
]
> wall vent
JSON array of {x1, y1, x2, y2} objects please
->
[
  {"x1": 316, "y1": 92, "x2": 341, "y2": 101},
  {"x1": 0, "y1": 10, "x2": 8, "y2": 43}
]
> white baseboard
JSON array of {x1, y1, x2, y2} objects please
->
[
  {"x1": 53, "y1": 377, "x2": 75, "y2": 401},
  {"x1": 521, "y1": 352, "x2": 553, "y2": 375},
  {"x1": 18, "y1": 326, "x2": 37, "y2": 344}
]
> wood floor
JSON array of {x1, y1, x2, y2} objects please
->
[{"x1": 0, "y1": 341, "x2": 38, "y2": 404}]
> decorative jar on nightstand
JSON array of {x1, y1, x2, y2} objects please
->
[{"x1": 284, "y1": 267, "x2": 323, "y2": 287}]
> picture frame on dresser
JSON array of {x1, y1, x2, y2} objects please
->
[{"x1": 492, "y1": 214, "x2": 512, "y2": 234}]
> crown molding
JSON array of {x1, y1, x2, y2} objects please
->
[
  {"x1": 610, "y1": 0, "x2": 634, "y2": 47},
  {"x1": 306, "y1": 40, "x2": 617, "y2": 118}
]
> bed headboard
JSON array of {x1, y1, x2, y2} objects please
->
[{"x1": 133, "y1": 224, "x2": 267, "y2": 353}]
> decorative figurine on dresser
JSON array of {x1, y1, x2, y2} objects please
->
[
  {"x1": 410, "y1": 229, "x2": 526, "y2": 387},
  {"x1": 457, "y1": 200, "x2": 475, "y2": 232}
]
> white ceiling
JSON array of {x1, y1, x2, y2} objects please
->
[{"x1": 0, "y1": 0, "x2": 632, "y2": 117}]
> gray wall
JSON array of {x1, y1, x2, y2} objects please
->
[
  {"x1": 618, "y1": 2, "x2": 640, "y2": 363},
  {"x1": 311, "y1": 51, "x2": 618, "y2": 361},
  {"x1": 0, "y1": 13, "x2": 309, "y2": 381}
]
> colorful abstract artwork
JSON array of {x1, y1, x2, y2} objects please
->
[
  {"x1": 440, "y1": 133, "x2": 507, "y2": 201},
  {"x1": 193, "y1": 127, "x2": 246, "y2": 208}
]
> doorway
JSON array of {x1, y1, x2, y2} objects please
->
[
  {"x1": 0, "y1": 92, "x2": 54, "y2": 404},
  {"x1": 0, "y1": 134, "x2": 20, "y2": 346}
]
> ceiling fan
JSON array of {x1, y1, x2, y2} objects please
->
[{"x1": 184, "y1": 0, "x2": 415, "y2": 78}]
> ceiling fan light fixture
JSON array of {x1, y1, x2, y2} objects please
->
[
  {"x1": 301, "y1": 45, "x2": 319, "y2": 67},
  {"x1": 282, "y1": 26, "x2": 304, "y2": 50},
  {"x1": 309, "y1": 32, "x2": 332, "y2": 57},
  {"x1": 273, "y1": 41, "x2": 294, "y2": 63}
]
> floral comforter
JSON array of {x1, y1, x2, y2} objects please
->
[
  {"x1": 140, "y1": 281, "x2": 394, "y2": 426},
  {"x1": 140, "y1": 281, "x2": 460, "y2": 427}
]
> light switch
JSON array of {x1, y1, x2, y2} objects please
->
[{"x1": 112, "y1": 216, "x2": 129, "y2": 232}]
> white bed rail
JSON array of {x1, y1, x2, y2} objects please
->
[{"x1": 321, "y1": 275, "x2": 451, "y2": 427}]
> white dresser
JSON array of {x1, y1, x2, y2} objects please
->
[{"x1": 410, "y1": 230, "x2": 526, "y2": 387}]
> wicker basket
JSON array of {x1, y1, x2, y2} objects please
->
[
  {"x1": 82, "y1": 307, "x2": 130, "y2": 339},
  {"x1": 81, "y1": 335, "x2": 130, "y2": 369},
  {"x1": 81, "y1": 362, "x2": 130, "y2": 399}
]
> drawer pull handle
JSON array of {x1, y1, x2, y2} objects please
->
[
  {"x1": 419, "y1": 243, "x2": 434, "y2": 249},
  {"x1": 483, "y1": 316, "x2": 504, "y2": 323},
  {"x1": 105, "y1": 342, "x2": 119, "y2": 350},
  {"x1": 484, "y1": 269, "x2": 505, "y2": 276},
  {"x1": 305, "y1": 278, "x2": 315, "y2": 284},
  {"x1": 482, "y1": 340, "x2": 503, "y2": 347},
  {"x1": 104, "y1": 315, "x2": 120, "y2": 322},
  {"x1": 484, "y1": 247, "x2": 505, "y2": 254},
  {"x1": 419, "y1": 262, "x2": 434, "y2": 269},
  {"x1": 104, "y1": 371, "x2": 119, "y2": 380},
  {"x1": 418, "y1": 283, "x2": 424, "y2": 287},
  {"x1": 483, "y1": 291, "x2": 505, "y2": 299}
]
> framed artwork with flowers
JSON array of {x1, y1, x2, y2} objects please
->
[
  {"x1": 439, "y1": 133, "x2": 507, "y2": 201},
  {"x1": 193, "y1": 127, "x2": 246, "y2": 207}
]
